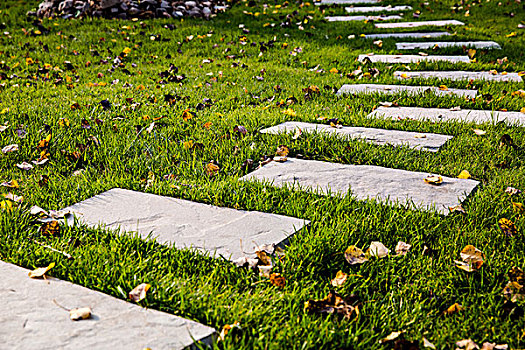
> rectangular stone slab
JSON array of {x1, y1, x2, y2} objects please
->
[
  {"x1": 326, "y1": 15, "x2": 402, "y2": 21},
  {"x1": 316, "y1": 0, "x2": 381, "y2": 5},
  {"x1": 337, "y1": 84, "x2": 477, "y2": 98},
  {"x1": 394, "y1": 71, "x2": 523, "y2": 82},
  {"x1": 358, "y1": 54, "x2": 470, "y2": 63},
  {"x1": 62, "y1": 188, "x2": 309, "y2": 261},
  {"x1": 364, "y1": 31, "x2": 451, "y2": 39},
  {"x1": 375, "y1": 19, "x2": 465, "y2": 28},
  {"x1": 0, "y1": 260, "x2": 215, "y2": 349},
  {"x1": 396, "y1": 41, "x2": 501, "y2": 50},
  {"x1": 368, "y1": 106, "x2": 525, "y2": 126},
  {"x1": 240, "y1": 158, "x2": 479, "y2": 215},
  {"x1": 260, "y1": 121, "x2": 453, "y2": 152},
  {"x1": 345, "y1": 5, "x2": 411, "y2": 12}
]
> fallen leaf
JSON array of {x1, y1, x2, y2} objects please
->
[
  {"x1": 16, "y1": 162, "x2": 33, "y2": 170},
  {"x1": 344, "y1": 245, "x2": 368, "y2": 265},
  {"x1": 270, "y1": 273, "x2": 286, "y2": 288},
  {"x1": 480, "y1": 343, "x2": 508, "y2": 350},
  {"x1": 439, "y1": 85, "x2": 448, "y2": 91},
  {"x1": 455, "y1": 245, "x2": 484, "y2": 272},
  {"x1": 424, "y1": 175, "x2": 443, "y2": 185},
  {"x1": 498, "y1": 218, "x2": 517, "y2": 237},
  {"x1": 423, "y1": 337, "x2": 436, "y2": 349},
  {"x1": 275, "y1": 145, "x2": 289, "y2": 157},
  {"x1": 512, "y1": 202, "x2": 524, "y2": 213},
  {"x1": 505, "y1": 187, "x2": 521, "y2": 195},
  {"x1": 129, "y1": 283, "x2": 151, "y2": 302},
  {"x1": 458, "y1": 170, "x2": 471, "y2": 179},
  {"x1": 379, "y1": 331, "x2": 403, "y2": 343},
  {"x1": 473, "y1": 129, "x2": 486, "y2": 136},
  {"x1": 40, "y1": 221, "x2": 60, "y2": 236},
  {"x1": 1, "y1": 144, "x2": 19, "y2": 153},
  {"x1": 444, "y1": 302, "x2": 464, "y2": 315},
  {"x1": 69, "y1": 307, "x2": 92, "y2": 321},
  {"x1": 206, "y1": 162, "x2": 220, "y2": 176},
  {"x1": 368, "y1": 241, "x2": 389, "y2": 258},
  {"x1": 28, "y1": 262, "x2": 55, "y2": 278},
  {"x1": 331, "y1": 270, "x2": 348, "y2": 287},
  {"x1": 449, "y1": 204, "x2": 466, "y2": 214},
  {"x1": 456, "y1": 339, "x2": 479, "y2": 350},
  {"x1": 305, "y1": 291, "x2": 358, "y2": 319},
  {"x1": 395, "y1": 241, "x2": 411, "y2": 256},
  {"x1": 467, "y1": 49, "x2": 476, "y2": 59},
  {"x1": 219, "y1": 322, "x2": 241, "y2": 341}
]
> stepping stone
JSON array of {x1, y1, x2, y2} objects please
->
[
  {"x1": 345, "y1": 5, "x2": 412, "y2": 12},
  {"x1": 240, "y1": 158, "x2": 479, "y2": 215},
  {"x1": 0, "y1": 260, "x2": 215, "y2": 349},
  {"x1": 358, "y1": 54, "x2": 470, "y2": 63},
  {"x1": 368, "y1": 106, "x2": 525, "y2": 126},
  {"x1": 337, "y1": 84, "x2": 477, "y2": 98},
  {"x1": 62, "y1": 188, "x2": 309, "y2": 261},
  {"x1": 326, "y1": 15, "x2": 402, "y2": 21},
  {"x1": 316, "y1": 0, "x2": 382, "y2": 5},
  {"x1": 394, "y1": 70, "x2": 523, "y2": 82},
  {"x1": 261, "y1": 121, "x2": 452, "y2": 152},
  {"x1": 364, "y1": 31, "x2": 451, "y2": 39},
  {"x1": 375, "y1": 19, "x2": 465, "y2": 28},
  {"x1": 396, "y1": 41, "x2": 501, "y2": 50}
]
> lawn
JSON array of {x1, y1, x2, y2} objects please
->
[{"x1": 1, "y1": 0, "x2": 525, "y2": 348}]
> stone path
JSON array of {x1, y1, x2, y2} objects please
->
[
  {"x1": 396, "y1": 41, "x2": 501, "y2": 50},
  {"x1": 240, "y1": 158, "x2": 479, "y2": 215},
  {"x1": 260, "y1": 121, "x2": 452, "y2": 152},
  {"x1": 358, "y1": 54, "x2": 470, "y2": 63},
  {"x1": 337, "y1": 84, "x2": 477, "y2": 98},
  {"x1": 62, "y1": 188, "x2": 308, "y2": 261},
  {"x1": 0, "y1": 260, "x2": 215, "y2": 349},
  {"x1": 316, "y1": 0, "x2": 381, "y2": 5},
  {"x1": 363, "y1": 31, "x2": 451, "y2": 39},
  {"x1": 345, "y1": 5, "x2": 411, "y2": 13},
  {"x1": 394, "y1": 71, "x2": 523, "y2": 82},
  {"x1": 326, "y1": 15, "x2": 402, "y2": 21},
  {"x1": 375, "y1": 19, "x2": 465, "y2": 28},
  {"x1": 368, "y1": 106, "x2": 525, "y2": 126}
]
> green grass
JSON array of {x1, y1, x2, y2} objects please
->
[{"x1": 1, "y1": 0, "x2": 525, "y2": 348}]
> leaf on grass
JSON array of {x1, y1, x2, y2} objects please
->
[
  {"x1": 305, "y1": 291, "x2": 358, "y2": 319},
  {"x1": 467, "y1": 49, "x2": 476, "y2": 59},
  {"x1": 70, "y1": 307, "x2": 92, "y2": 321},
  {"x1": 344, "y1": 245, "x2": 368, "y2": 265},
  {"x1": 423, "y1": 337, "x2": 436, "y2": 349},
  {"x1": 331, "y1": 270, "x2": 348, "y2": 287},
  {"x1": 270, "y1": 273, "x2": 286, "y2": 288},
  {"x1": 40, "y1": 221, "x2": 60, "y2": 236},
  {"x1": 498, "y1": 218, "x2": 517, "y2": 237},
  {"x1": 503, "y1": 267, "x2": 525, "y2": 302},
  {"x1": 473, "y1": 129, "x2": 486, "y2": 136},
  {"x1": 395, "y1": 241, "x2": 411, "y2": 256},
  {"x1": 455, "y1": 245, "x2": 484, "y2": 272},
  {"x1": 368, "y1": 241, "x2": 389, "y2": 258},
  {"x1": 206, "y1": 162, "x2": 220, "y2": 176},
  {"x1": 219, "y1": 322, "x2": 241, "y2": 341},
  {"x1": 16, "y1": 162, "x2": 33, "y2": 170},
  {"x1": 456, "y1": 339, "x2": 478, "y2": 349},
  {"x1": 458, "y1": 170, "x2": 471, "y2": 179},
  {"x1": 275, "y1": 145, "x2": 289, "y2": 157},
  {"x1": 379, "y1": 331, "x2": 403, "y2": 343},
  {"x1": 28, "y1": 262, "x2": 55, "y2": 278},
  {"x1": 256, "y1": 250, "x2": 273, "y2": 266},
  {"x1": 129, "y1": 283, "x2": 151, "y2": 302},
  {"x1": 424, "y1": 175, "x2": 443, "y2": 185},
  {"x1": 443, "y1": 302, "x2": 464, "y2": 315},
  {"x1": 480, "y1": 343, "x2": 508, "y2": 350},
  {"x1": 512, "y1": 202, "x2": 524, "y2": 213},
  {"x1": 449, "y1": 204, "x2": 466, "y2": 214},
  {"x1": 2, "y1": 144, "x2": 19, "y2": 153},
  {"x1": 505, "y1": 187, "x2": 521, "y2": 195}
]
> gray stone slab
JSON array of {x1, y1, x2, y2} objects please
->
[
  {"x1": 358, "y1": 54, "x2": 470, "y2": 63},
  {"x1": 336, "y1": 84, "x2": 477, "y2": 98},
  {"x1": 62, "y1": 188, "x2": 308, "y2": 261},
  {"x1": 260, "y1": 121, "x2": 453, "y2": 152},
  {"x1": 368, "y1": 106, "x2": 525, "y2": 126},
  {"x1": 396, "y1": 41, "x2": 501, "y2": 50},
  {"x1": 316, "y1": 0, "x2": 381, "y2": 5},
  {"x1": 394, "y1": 70, "x2": 523, "y2": 82},
  {"x1": 364, "y1": 31, "x2": 451, "y2": 39},
  {"x1": 240, "y1": 158, "x2": 479, "y2": 215},
  {"x1": 345, "y1": 5, "x2": 411, "y2": 12},
  {"x1": 326, "y1": 15, "x2": 402, "y2": 21},
  {"x1": 375, "y1": 19, "x2": 465, "y2": 28},
  {"x1": 0, "y1": 260, "x2": 215, "y2": 350}
]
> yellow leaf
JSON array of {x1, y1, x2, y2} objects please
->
[
  {"x1": 424, "y1": 175, "x2": 443, "y2": 185},
  {"x1": 458, "y1": 170, "x2": 471, "y2": 179},
  {"x1": 520, "y1": 107, "x2": 525, "y2": 114},
  {"x1": 439, "y1": 85, "x2": 448, "y2": 91},
  {"x1": 122, "y1": 47, "x2": 132, "y2": 54},
  {"x1": 443, "y1": 303, "x2": 464, "y2": 315},
  {"x1": 28, "y1": 262, "x2": 55, "y2": 278},
  {"x1": 467, "y1": 49, "x2": 476, "y2": 59},
  {"x1": 401, "y1": 73, "x2": 408, "y2": 79},
  {"x1": 330, "y1": 68, "x2": 339, "y2": 74},
  {"x1": 512, "y1": 202, "x2": 524, "y2": 213},
  {"x1": 206, "y1": 162, "x2": 220, "y2": 176},
  {"x1": 506, "y1": 32, "x2": 517, "y2": 37},
  {"x1": 129, "y1": 283, "x2": 151, "y2": 302},
  {"x1": 344, "y1": 245, "x2": 368, "y2": 265},
  {"x1": 499, "y1": 218, "x2": 518, "y2": 237},
  {"x1": 275, "y1": 145, "x2": 289, "y2": 157}
]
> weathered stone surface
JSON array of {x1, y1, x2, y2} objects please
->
[
  {"x1": 364, "y1": 31, "x2": 451, "y2": 39},
  {"x1": 326, "y1": 15, "x2": 401, "y2": 21},
  {"x1": 358, "y1": 54, "x2": 470, "y2": 63},
  {"x1": 62, "y1": 188, "x2": 308, "y2": 261},
  {"x1": 316, "y1": 0, "x2": 381, "y2": 5},
  {"x1": 396, "y1": 41, "x2": 501, "y2": 50},
  {"x1": 394, "y1": 70, "x2": 523, "y2": 82},
  {"x1": 0, "y1": 260, "x2": 215, "y2": 349},
  {"x1": 345, "y1": 5, "x2": 411, "y2": 12},
  {"x1": 260, "y1": 121, "x2": 453, "y2": 152},
  {"x1": 240, "y1": 158, "x2": 479, "y2": 215},
  {"x1": 336, "y1": 84, "x2": 477, "y2": 98},
  {"x1": 375, "y1": 19, "x2": 465, "y2": 28},
  {"x1": 368, "y1": 106, "x2": 525, "y2": 126}
]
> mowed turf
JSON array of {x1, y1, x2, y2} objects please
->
[{"x1": 1, "y1": 0, "x2": 525, "y2": 348}]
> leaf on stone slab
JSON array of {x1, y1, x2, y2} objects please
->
[
  {"x1": 305, "y1": 290, "x2": 358, "y2": 320},
  {"x1": 129, "y1": 283, "x2": 151, "y2": 302},
  {"x1": 498, "y1": 218, "x2": 517, "y2": 237},
  {"x1": 424, "y1": 175, "x2": 443, "y2": 185},
  {"x1": 395, "y1": 241, "x2": 411, "y2": 256},
  {"x1": 443, "y1": 302, "x2": 464, "y2": 315},
  {"x1": 439, "y1": 85, "x2": 448, "y2": 91},
  {"x1": 458, "y1": 170, "x2": 471, "y2": 179},
  {"x1": 368, "y1": 241, "x2": 389, "y2": 258},
  {"x1": 344, "y1": 245, "x2": 368, "y2": 265},
  {"x1": 28, "y1": 262, "x2": 55, "y2": 278},
  {"x1": 269, "y1": 273, "x2": 286, "y2": 288},
  {"x1": 70, "y1": 307, "x2": 92, "y2": 321},
  {"x1": 473, "y1": 129, "x2": 486, "y2": 136},
  {"x1": 331, "y1": 270, "x2": 348, "y2": 287}
]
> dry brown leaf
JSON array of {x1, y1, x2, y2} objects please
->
[
  {"x1": 275, "y1": 145, "x2": 289, "y2": 157},
  {"x1": 456, "y1": 339, "x2": 479, "y2": 350},
  {"x1": 269, "y1": 273, "x2": 286, "y2": 288},
  {"x1": 305, "y1": 291, "x2": 358, "y2": 319},
  {"x1": 395, "y1": 241, "x2": 411, "y2": 256},
  {"x1": 205, "y1": 162, "x2": 220, "y2": 176},
  {"x1": 69, "y1": 307, "x2": 92, "y2": 321},
  {"x1": 28, "y1": 262, "x2": 55, "y2": 278},
  {"x1": 512, "y1": 202, "x2": 524, "y2": 213},
  {"x1": 368, "y1": 241, "x2": 389, "y2": 258},
  {"x1": 256, "y1": 250, "x2": 273, "y2": 266},
  {"x1": 331, "y1": 270, "x2": 348, "y2": 287},
  {"x1": 218, "y1": 322, "x2": 241, "y2": 341},
  {"x1": 129, "y1": 283, "x2": 151, "y2": 302},
  {"x1": 455, "y1": 245, "x2": 484, "y2": 272},
  {"x1": 444, "y1": 302, "x2": 464, "y2": 315},
  {"x1": 449, "y1": 204, "x2": 466, "y2": 214},
  {"x1": 344, "y1": 245, "x2": 368, "y2": 265},
  {"x1": 40, "y1": 221, "x2": 60, "y2": 236}
]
